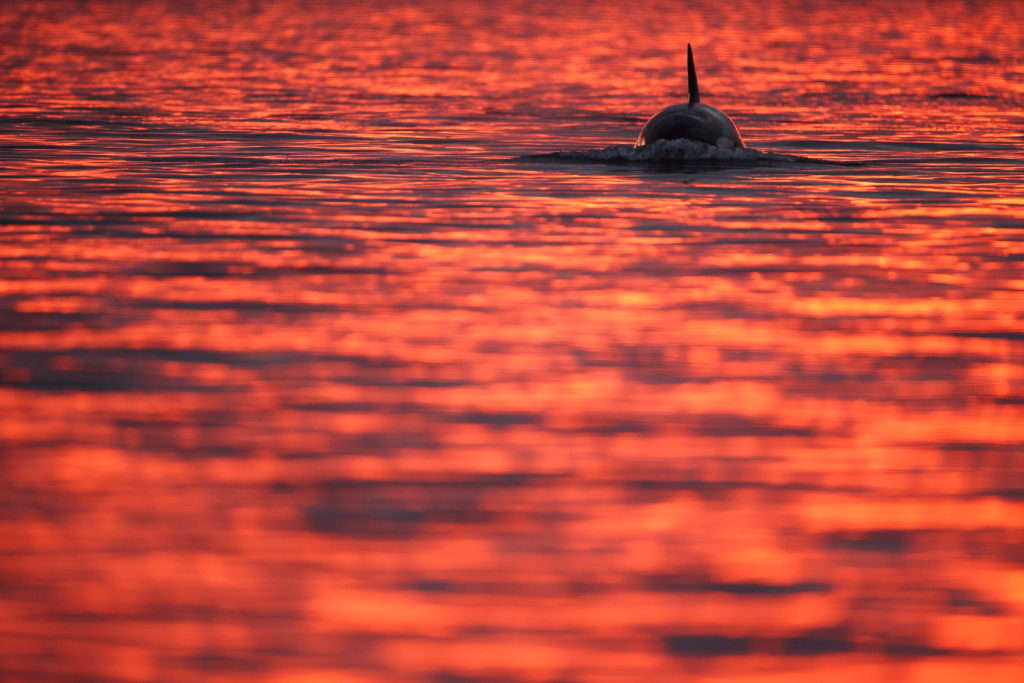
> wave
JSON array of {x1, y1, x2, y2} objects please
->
[{"x1": 521, "y1": 139, "x2": 858, "y2": 166}]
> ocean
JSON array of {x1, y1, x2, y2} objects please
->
[{"x1": 1, "y1": 0, "x2": 1022, "y2": 680}]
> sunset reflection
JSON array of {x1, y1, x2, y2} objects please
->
[{"x1": 1, "y1": 0, "x2": 1023, "y2": 681}]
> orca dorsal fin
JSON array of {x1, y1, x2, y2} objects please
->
[{"x1": 687, "y1": 43, "x2": 700, "y2": 106}]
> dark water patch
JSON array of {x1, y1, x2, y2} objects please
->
[
  {"x1": 117, "y1": 298, "x2": 342, "y2": 314},
  {"x1": 265, "y1": 112, "x2": 338, "y2": 121},
  {"x1": 974, "y1": 488, "x2": 1024, "y2": 501},
  {"x1": 275, "y1": 474, "x2": 546, "y2": 493},
  {"x1": 552, "y1": 417, "x2": 654, "y2": 434},
  {"x1": 662, "y1": 634, "x2": 752, "y2": 657},
  {"x1": 165, "y1": 444, "x2": 258, "y2": 460},
  {"x1": 0, "y1": 348, "x2": 411, "y2": 372},
  {"x1": 781, "y1": 627, "x2": 855, "y2": 655},
  {"x1": 402, "y1": 580, "x2": 460, "y2": 593},
  {"x1": 764, "y1": 139, "x2": 869, "y2": 150},
  {"x1": 0, "y1": 142, "x2": 62, "y2": 152},
  {"x1": 952, "y1": 53, "x2": 1001, "y2": 64},
  {"x1": 63, "y1": 227, "x2": 367, "y2": 252},
  {"x1": 931, "y1": 92, "x2": 994, "y2": 100},
  {"x1": 351, "y1": 378, "x2": 472, "y2": 388},
  {"x1": 277, "y1": 434, "x2": 448, "y2": 461},
  {"x1": 948, "y1": 330, "x2": 1024, "y2": 341},
  {"x1": 122, "y1": 261, "x2": 388, "y2": 278},
  {"x1": 280, "y1": 405, "x2": 544, "y2": 426},
  {"x1": 0, "y1": 308, "x2": 102, "y2": 332},
  {"x1": 625, "y1": 369, "x2": 772, "y2": 385},
  {"x1": 0, "y1": 115, "x2": 147, "y2": 129},
  {"x1": 135, "y1": 209, "x2": 281, "y2": 222},
  {"x1": 285, "y1": 401, "x2": 424, "y2": 414},
  {"x1": 137, "y1": 154, "x2": 304, "y2": 165},
  {"x1": 0, "y1": 115, "x2": 342, "y2": 145},
  {"x1": 431, "y1": 674, "x2": 526, "y2": 683},
  {"x1": 400, "y1": 578, "x2": 588, "y2": 596},
  {"x1": 406, "y1": 239, "x2": 583, "y2": 250},
  {"x1": 0, "y1": 489, "x2": 72, "y2": 522},
  {"x1": 691, "y1": 265, "x2": 831, "y2": 277},
  {"x1": 931, "y1": 441, "x2": 1024, "y2": 453},
  {"x1": 869, "y1": 353, "x2": 980, "y2": 375},
  {"x1": 855, "y1": 140, "x2": 1020, "y2": 152},
  {"x1": 645, "y1": 576, "x2": 832, "y2": 595},
  {"x1": 121, "y1": 260, "x2": 264, "y2": 278},
  {"x1": 439, "y1": 411, "x2": 542, "y2": 427},
  {"x1": 0, "y1": 367, "x2": 235, "y2": 394},
  {"x1": 882, "y1": 643, "x2": 958, "y2": 657},
  {"x1": 0, "y1": 213, "x2": 108, "y2": 227},
  {"x1": 31, "y1": 180, "x2": 153, "y2": 195},
  {"x1": 827, "y1": 530, "x2": 911, "y2": 554},
  {"x1": 693, "y1": 414, "x2": 819, "y2": 438},
  {"x1": 624, "y1": 261, "x2": 834, "y2": 278},
  {"x1": 946, "y1": 589, "x2": 1007, "y2": 616},
  {"x1": 187, "y1": 653, "x2": 268, "y2": 674},
  {"x1": 277, "y1": 450, "x2": 354, "y2": 460},
  {"x1": 625, "y1": 479, "x2": 866, "y2": 495},
  {"x1": 664, "y1": 628, "x2": 978, "y2": 659},
  {"x1": 468, "y1": 265, "x2": 554, "y2": 273},
  {"x1": 298, "y1": 479, "x2": 543, "y2": 537},
  {"x1": 303, "y1": 504, "x2": 430, "y2": 537},
  {"x1": 326, "y1": 431, "x2": 445, "y2": 456},
  {"x1": 2, "y1": 210, "x2": 287, "y2": 229},
  {"x1": 665, "y1": 300, "x2": 787, "y2": 321}
]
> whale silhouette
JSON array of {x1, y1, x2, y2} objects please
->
[{"x1": 635, "y1": 44, "x2": 745, "y2": 150}]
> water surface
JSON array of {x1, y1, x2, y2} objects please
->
[{"x1": 1, "y1": 1, "x2": 1023, "y2": 681}]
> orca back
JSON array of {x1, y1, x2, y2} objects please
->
[{"x1": 635, "y1": 44, "x2": 746, "y2": 150}]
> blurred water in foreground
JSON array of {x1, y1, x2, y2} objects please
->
[{"x1": 1, "y1": 0, "x2": 1023, "y2": 680}]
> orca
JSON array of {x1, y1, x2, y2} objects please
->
[{"x1": 635, "y1": 44, "x2": 745, "y2": 150}]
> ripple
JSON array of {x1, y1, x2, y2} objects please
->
[{"x1": 521, "y1": 139, "x2": 859, "y2": 166}]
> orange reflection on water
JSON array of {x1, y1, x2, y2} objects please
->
[{"x1": 2, "y1": 0, "x2": 1024, "y2": 681}]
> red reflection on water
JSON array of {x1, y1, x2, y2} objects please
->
[{"x1": 2, "y1": 0, "x2": 1024, "y2": 681}]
